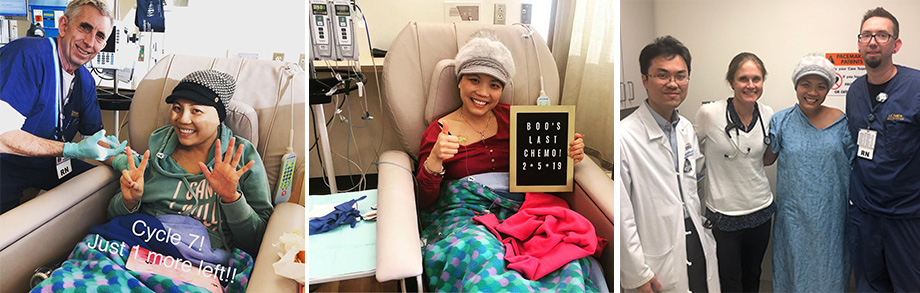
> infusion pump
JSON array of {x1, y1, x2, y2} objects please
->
[
  {"x1": 309, "y1": 0, "x2": 358, "y2": 61},
  {"x1": 90, "y1": 20, "x2": 134, "y2": 70}
]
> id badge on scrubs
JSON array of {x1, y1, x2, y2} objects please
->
[
  {"x1": 857, "y1": 129, "x2": 877, "y2": 160},
  {"x1": 56, "y1": 157, "x2": 72, "y2": 179}
]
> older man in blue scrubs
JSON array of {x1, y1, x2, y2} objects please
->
[
  {"x1": 0, "y1": 0, "x2": 125, "y2": 214},
  {"x1": 845, "y1": 7, "x2": 920, "y2": 292}
]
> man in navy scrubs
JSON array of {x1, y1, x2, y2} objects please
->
[
  {"x1": 845, "y1": 7, "x2": 920, "y2": 292},
  {"x1": 0, "y1": 0, "x2": 125, "y2": 214}
]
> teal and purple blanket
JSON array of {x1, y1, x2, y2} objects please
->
[
  {"x1": 30, "y1": 233, "x2": 253, "y2": 292},
  {"x1": 419, "y1": 179, "x2": 598, "y2": 292}
]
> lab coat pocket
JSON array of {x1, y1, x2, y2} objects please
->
[
  {"x1": 645, "y1": 247, "x2": 679, "y2": 290},
  {"x1": 883, "y1": 119, "x2": 919, "y2": 160},
  {"x1": 681, "y1": 166, "x2": 700, "y2": 204}
]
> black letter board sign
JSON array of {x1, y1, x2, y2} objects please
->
[{"x1": 510, "y1": 105, "x2": 575, "y2": 192}]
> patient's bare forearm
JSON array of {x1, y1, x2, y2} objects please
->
[{"x1": 0, "y1": 130, "x2": 65, "y2": 157}]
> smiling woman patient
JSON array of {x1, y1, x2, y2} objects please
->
[
  {"x1": 764, "y1": 54, "x2": 854, "y2": 292},
  {"x1": 414, "y1": 30, "x2": 595, "y2": 292},
  {"x1": 109, "y1": 69, "x2": 274, "y2": 255}
]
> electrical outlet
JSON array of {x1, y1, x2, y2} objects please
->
[
  {"x1": 494, "y1": 3, "x2": 506, "y2": 25},
  {"x1": 272, "y1": 52, "x2": 285, "y2": 61},
  {"x1": 521, "y1": 3, "x2": 532, "y2": 24},
  {"x1": 299, "y1": 53, "x2": 306, "y2": 69}
]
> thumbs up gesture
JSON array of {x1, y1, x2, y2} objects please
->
[{"x1": 427, "y1": 120, "x2": 460, "y2": 172}]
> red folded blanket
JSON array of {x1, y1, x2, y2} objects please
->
[{"x1": 473, "y1": 192, "x2": 607, "y2": 280}]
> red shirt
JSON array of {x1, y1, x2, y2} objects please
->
[{"x1": 416, "y1": 103, "x2": 511, "y2": 208}]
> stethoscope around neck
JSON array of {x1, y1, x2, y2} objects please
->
[{"x1": 723, "y1": 101, "x2": 771, "y2": 158}]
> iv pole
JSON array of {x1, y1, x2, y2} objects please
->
[{"x1": 310, "y1": 62, "x2": 339, "y2": 194}]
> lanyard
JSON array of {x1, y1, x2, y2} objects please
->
[{"x1": 48, "y1": 38, "x2": 74, "y2": 141}]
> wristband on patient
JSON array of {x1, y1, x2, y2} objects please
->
[{"x1": 424, "y1": 159, "x2": 445, "y2": 178}]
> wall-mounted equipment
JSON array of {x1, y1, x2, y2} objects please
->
[
  {"x1": 90, "y1": 21, "x2": 135, "y2": 71},
  {"x1": 0, "y1": 0, "x2": 29, "y2": 19},
  {"x1": 444, "y1": 2, "x2": 480, "y2": 23},
  {"x1": 28, "y1": 5, "x2": 63, "y2": 37},
  {"x1": 309, "y1": 0, "x2": 333, "y2": 60},
  {"x1": 521, "y1": 3, "x2": 532, "y2": 24},
  {"x1": 331, "y1": 0, "x2": 357, "y2": 61},
  {"x1": 0, "y1": 0, "x2": 26, "y2": 45}
]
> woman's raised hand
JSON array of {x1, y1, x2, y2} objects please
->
[
  {"x1": 120, "y1": 147, "x2": 150, "y2": 211},
  {"x1": 199, "y1": 137, "x2": 255, "y2": 203},
  {"x1": 568, "y1": 133, "x2": 585, "y2": 164},
  {"x1": 429, "y1": 120, "x2": 460, "y2": 163}
]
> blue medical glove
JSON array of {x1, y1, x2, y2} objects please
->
[
  {"x1": 111, "y1": 152, "x2": 142, "y2": 172},
  {"x1": 104, "y1": 135, "x2": 119, "y2": 147},
  {"x1": 309, "y1": 195, "x2": 367, "y2": 235},
  {"x1": 63, "y1": 129, "x2": 126, "y2": 160},
  {"x1": 103, "y1": 134, "x2": 139, "y2": 157}
]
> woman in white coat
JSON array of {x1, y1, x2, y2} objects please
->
[
  {"x1": 620, "y1": 35, "x2": 720, "y2": 293},
  {"x1": 694, "y1": 52, "x2": 774, "y2": 292}
]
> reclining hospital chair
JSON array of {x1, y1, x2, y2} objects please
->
[
  {"x1": 374, "y1": 22, "x2": 616, "y2": 290},
  {"x1": 0, "y1": 54, "x2": 307, "y2": 292}
]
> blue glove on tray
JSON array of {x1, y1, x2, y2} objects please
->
[{"x1": 309, "y1": 195, "x2": 367, "y2": 235}]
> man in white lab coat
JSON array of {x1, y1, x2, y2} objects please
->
[{"x1": 619, "y1": 35, "x2": 719, "y2": 293}]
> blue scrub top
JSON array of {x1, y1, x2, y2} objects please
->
[
  {"x1": 845, "y1": 65, "x2": 920, "y2": 218},
  {"x1": 0, "y1": 37, "x2": 104, "y2": 167}
]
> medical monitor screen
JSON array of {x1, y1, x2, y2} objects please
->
[
  {"x1": 335, "y1": 5, "x2": 349, "y2": 16},
  {"x1": 100, "y1": 25, "x2": 116, "y2": 53},
  {"x1": 27, "y1": 0, "x2": 65, "y2": 5},
  {"x1": 312, "y1": 4, "x2": 326, "y2": 14},
  {"x1": 0, "y1": 0, "x2": 28, "y2": 18}
]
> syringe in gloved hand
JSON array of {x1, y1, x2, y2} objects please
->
[{"x1": 101, "y1": 136, "x2": 139, "y2": 157}]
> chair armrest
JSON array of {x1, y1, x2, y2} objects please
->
[
  {"x1": 375, "y1": 150, "x2": 423, "y2": 282},
  {"x1": 558, "y1": 159, "x2": 615, "y2": 289},
  {"x1": 0, "y1": 166, "x2": 119, "y2": 292},
  {"x1": 248, "y1": 202, "x2": 305, "y2": 291}
]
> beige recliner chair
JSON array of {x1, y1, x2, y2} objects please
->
[
  {"x1": 374, "y1": 23, "x2": 615, "y2": 289},
  {"x1": 0, "y1": 54, "x2": 306, "y2": 292}
]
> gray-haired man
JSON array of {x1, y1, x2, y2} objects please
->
[{"x1": 0, "y1": 0, "x2": 124, "y2": 213}]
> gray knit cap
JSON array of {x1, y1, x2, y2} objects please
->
[
  {"x1": 792, "y1": 54, "x2": 836, "y2": 88},
  {"x1": 454, "y1": 30, "x2": 516, "y2": 87},
  {"x1": 166, "y1": 69, "x2": 236, "y2": 122}
]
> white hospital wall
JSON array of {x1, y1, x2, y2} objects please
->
[
  {"x1": 652, "y1": 0, "x2": 920, "y2": 122},
  {"x1": 101, "y1": 0, "x2": 304, "y2": 62},
  {"x1": 161, "y1": 0, "x2": 305, "y2": 60},
  {"x1": 354, "y1": 0, "x2": 552, "y2": 51}
]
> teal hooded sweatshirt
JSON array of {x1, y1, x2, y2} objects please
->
[{"x1": 108, "y1": 124, "x2": 273, "y2": 255}]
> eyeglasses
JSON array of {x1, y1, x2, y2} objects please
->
[
  {"x1": 858, "y1": 33, "x2": 895, "y2": 43},
  {"x1": 646, "y1": 73, "x2": 690, "y2": 85}
]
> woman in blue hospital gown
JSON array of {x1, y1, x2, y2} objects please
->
[{"x1": 764, "y1": 54, "x2": 856, "y2": 292}]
